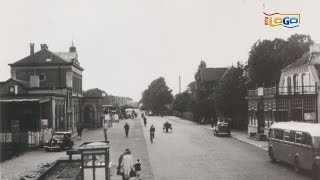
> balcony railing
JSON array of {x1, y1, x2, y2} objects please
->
[{"x1": 247, "y1": 85, "x2": 317, "y2": 97}]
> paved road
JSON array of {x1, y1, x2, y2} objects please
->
[{"x1": 141, "y1": 115, "x2": 311, "y2": 180}]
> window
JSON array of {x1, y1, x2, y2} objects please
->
[
  {"x1": 301, "y1": 133, "x2": 312, "y2": 146},
  {"x1": 269, "y1": 129, "x2": 274, "y2": 138},
  {"x1": 287, "y1": 76, "x2": 292, "y2": 94},
  {"x1": 295, "y1": 132, "x2": 302, "y2": 144},
  {"x1": 275, "y1": 129, "x2": 284, "y2": 140},
  {"x1": 293, "y1": 74, "x2": 299, "y2": 93},
  {"x1": 289, "y1": 131, "x2": 295, "y2": 142},
  {"x1": 8, "y1": 86, "x2": 15, "y2": 93},
  {"x1": 39, "y1": 73, "x2": 46, "y2": 81},
  {"x1": 284, "y1": 130, "x2": 290, "y2": 141}
]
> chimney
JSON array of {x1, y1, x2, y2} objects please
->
[
  {"x1": 30, "y1": 43, "x2": 35, "y2": 55},
  {"x1": 40, "y1": 44, "x2": 48, "y2": 50}
]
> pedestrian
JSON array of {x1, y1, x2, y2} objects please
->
[
  {"x1": 211, "y1": 118, "x2": 214, "y2": 128},
  {"x1": 120, "y1": 149, "x2": 134, "y2": 180},
  {"x1": 143, "y1": 117, "x2": 147, "y2": 127},
  {"x1": 134, "y1": 159, "x2": 142, "y2": 180},
  {"x1": 77, "y1": 122, "x2": 83, "y2": 140},
  {"x1": 124, "y1": 122, "x2": 130, "y2": 137},
  {"x1": 150, "y1": 125, "x2": 155, "y2": 143},
  {"x1": 117, "y1": 149, "x2": 129, "y2": 176}
]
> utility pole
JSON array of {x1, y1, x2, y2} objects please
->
[{"x1": 179, "y1": 76, "x2": 181, "y2": 94}]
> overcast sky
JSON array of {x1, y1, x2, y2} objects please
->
[{"x1": 1, "y1": 0, "x2": 320, "y2": 101}]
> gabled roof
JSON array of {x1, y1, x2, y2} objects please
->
[
  {"x1": 0, "y1": 78, "x2": 30, "y2": 88},
  {"x1": 283, "y1": 52, "x2": 320, "y2": 71},
  {"x1": 10, "y1": 48, "x2": 70, "y2": 66},
  {"x1": 83, "y1": 88, "x2": 107, "y2": 98},
  {"x1": 200, "y1": 67, "x2": 228, "y2": 82}
]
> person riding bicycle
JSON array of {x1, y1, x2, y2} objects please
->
[{"x1": 149, "y1": 125, "x2": 155, "y2": 143}]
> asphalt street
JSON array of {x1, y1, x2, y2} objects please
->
[{"x1": 141, "y1": 115, "x2": 311, "y2": 180}]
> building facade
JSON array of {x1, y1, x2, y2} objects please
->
[
  {"x1": 0, "y1": 43, "x2": 83, "y2": 136},
  {"x1": 246, "y1": 44, "x2": 320, "y2": 137}
]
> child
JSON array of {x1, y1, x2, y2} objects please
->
[{"x1": 134, "y1": 159, "x2": 141, "y2": 180}]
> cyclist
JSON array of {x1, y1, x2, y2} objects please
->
[{"x1": 149, "y1": 125, "x2": 155, "y2": 143}]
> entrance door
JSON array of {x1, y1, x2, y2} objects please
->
[{"x1": 292, "y1": 109, "x2": 303, "y2": 122}]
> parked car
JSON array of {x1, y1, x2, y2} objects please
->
[
  {"x1": 213, "y1": 121, "x2": 231, "y2": 137},
  {"x1": 147, "y1": 111, "x2": 154, "y2": 116},
  {"x1": 44, "y1": 132, "x2": 74, "y2": 152}
]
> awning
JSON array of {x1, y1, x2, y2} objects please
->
[
  {"x1": 0, "y1": 98, "x2": 50, "y2": 103},
  {"x1": 0, "y1": 99, "x2": 39, "y2": 102}
]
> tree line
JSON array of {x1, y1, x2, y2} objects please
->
[{"x1": 140, "y1": 34, "x2": 314, "y2": 129}]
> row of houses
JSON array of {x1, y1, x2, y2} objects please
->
[{"x1": 0, "y1": 43, "x2": 132, "y2": 149}]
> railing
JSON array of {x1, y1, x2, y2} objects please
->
[
  {"x1": 248, "y1": 85, "x2": 317, "y2": 97},
  {"x1": 0, "y1": 129, "x2": 53, "y2": 147}
]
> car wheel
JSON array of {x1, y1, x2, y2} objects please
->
[
  {"x1": 294, "y1": 157, "x2": 300, "y2": 173},
  {"x1": 268, "y1": 147, "x2": 276, "y2": 163}
]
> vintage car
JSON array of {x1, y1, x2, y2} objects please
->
[
  {"x1": 44, "y1": 132, "x2": 74, "y2": 151},
  {"x1": 213, "y1": 121, "x2": 231, "y2": 137}
]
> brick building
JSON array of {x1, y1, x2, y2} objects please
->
[{"x1": 0, "y1": 43, "x2": 83, "y2": 135}]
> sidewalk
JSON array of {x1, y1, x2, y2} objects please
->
[
  {"x1": 107, "y1": 118, "x2": 154, "y2": 180},
  {"x1": 167, "y1": 116, "x2": 268, "y2": 151}
]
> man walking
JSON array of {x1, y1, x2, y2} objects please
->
[
  {"x1": 124, "y1": 122, "x2": 130, "y2": 137},
  {"x1": 143, "y1": 117, "x2": 147, "y2": 127},
  {"x1": 150, "y1": 125, "x2": 155, "y2": 143}
]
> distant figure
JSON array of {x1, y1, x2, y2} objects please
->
[
  {"x1": 143, "y1": 117, "x2": 147, "y2": 127},
  {"x1": 77, "y1": 123, "x2": 83, "y2": 140},
  {"x1": 150, "y1": 125, "x2": 155, "y2": 143},
  {"x1": 124, "y1": 123, "x2": 130, "y2": 137},
  {"x1": 211, "y1": 118, "x2": 214, "y2": 128},
  {"x1": 134, "y1": 159, "x2": 142, "y2": 180},
  {"x1": 121, "y1": 149, "x2": 134, "y2": 180}
]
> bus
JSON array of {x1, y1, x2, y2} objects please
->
[{"x1": 268, "y1": 122, "x2": 320, "y2": 179}]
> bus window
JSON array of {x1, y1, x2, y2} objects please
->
[
  {"x1": 301, "y1": 133, "x2": 311, "y2": 146},
  {"x1": 295, "y1": 132, "x2": 302, "y2": 144},
  {"x1": 284, "y1": 130, "x2": 290, "y2": 141},
  {"x1": 275, "y1": 129, "x2": 284, "y2": 140},
  {"x1": 289, "y1": 131, "x2": 295, "y2": 142}
]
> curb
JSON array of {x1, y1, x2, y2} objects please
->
[{"x1": 203, "y1": 126, "x2": 268, "y2": 151}]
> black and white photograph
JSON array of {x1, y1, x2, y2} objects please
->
[{"x1": 0, "y1": 0, "x2": 320, "y2": 179}]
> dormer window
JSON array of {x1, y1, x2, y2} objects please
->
[{"x1": 9, "y1": 86, "x2": 15, "y2": 93}]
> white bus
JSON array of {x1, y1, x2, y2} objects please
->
[{"x1": 268, "y1": 122, "x2": 320, "y2": 179}]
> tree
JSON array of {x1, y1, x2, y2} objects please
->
[
  {"x1": 172, "y1": 91, "x2": 192, "y2": 112},
  {"x1": 140, "y1": 77, "x2": 173, "y2": 114},
  {"x1": 194, "y1": 60, "x2": 208, "y2": 103},
  {"x1": 213, "y1": 62, "x2": 248, "y2": 129},
  {"x1": 247, "y1": 34, "x2": 313, "y2": 86}
]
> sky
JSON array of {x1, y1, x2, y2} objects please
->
[{"x1": 1, "y1": 0, "x2": 320, "y2": 101}]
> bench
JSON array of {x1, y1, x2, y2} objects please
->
[{"x1": 66, "y1": 150, "x2": 81, "y2": 161}]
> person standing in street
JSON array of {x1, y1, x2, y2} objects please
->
[
  {"x1": 124, "y1": 122, "x2": 130, "y2": 137},
  {"x1": 121, "y1": 149, "x2": 134, "y2": 180},
  {"x1": 77, "y1": 122, "x2": 83, "y2": 140}
]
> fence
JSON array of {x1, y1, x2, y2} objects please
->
[{"x1": 0, "y1": 129, "x2": 53, "y2": 148}]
